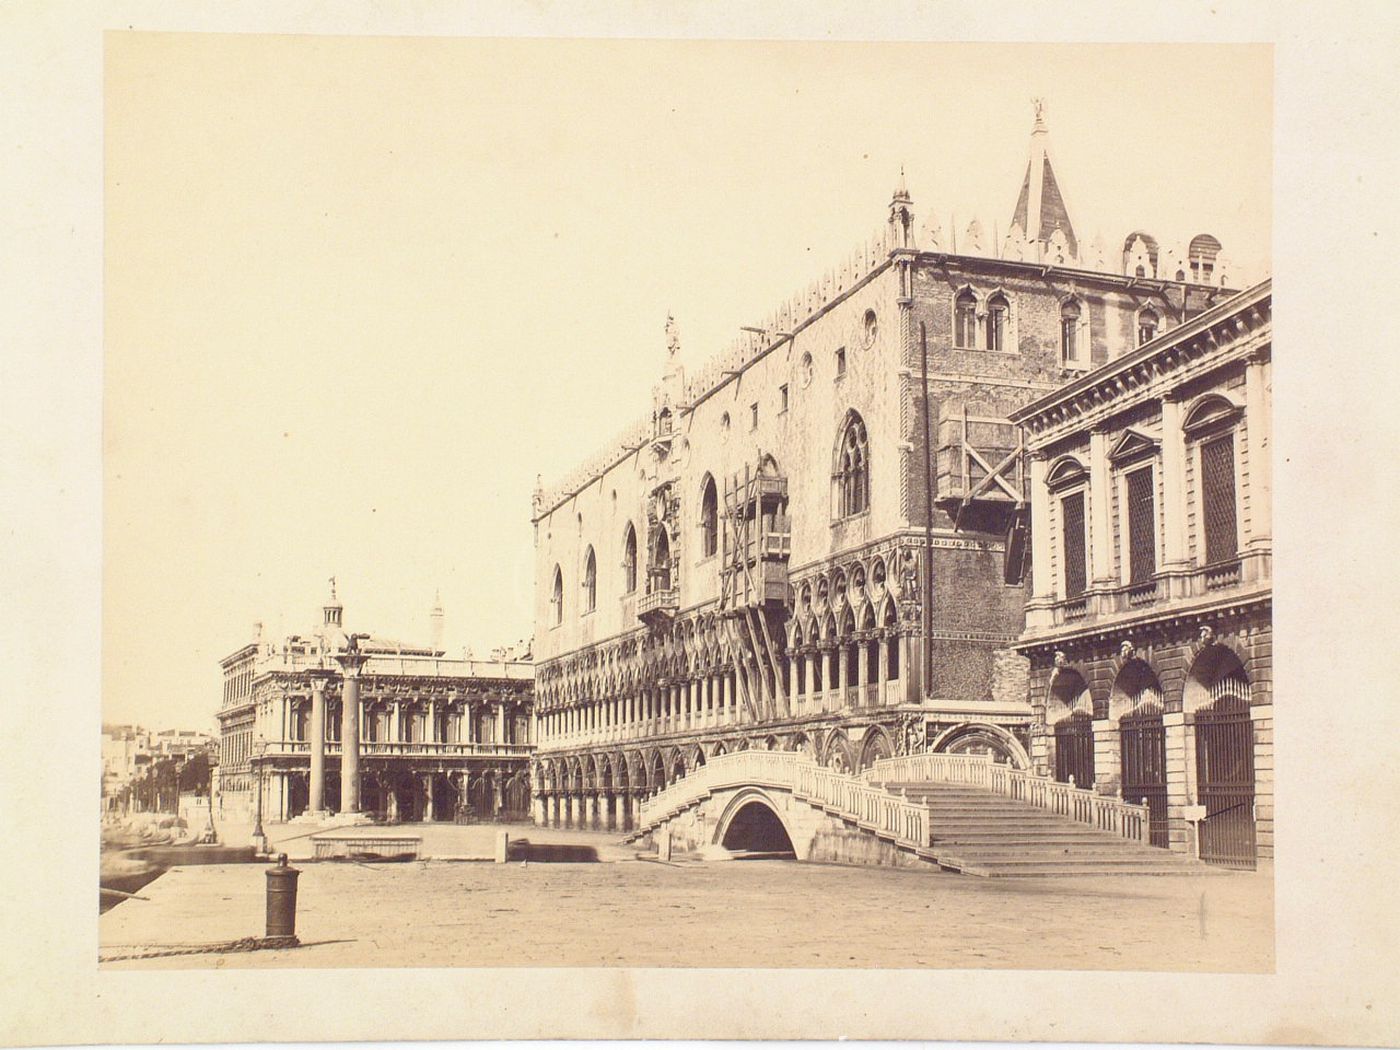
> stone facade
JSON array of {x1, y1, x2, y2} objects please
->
[
  {"x1": 1010, "y1": 280, "x2": 1272, "y2": 867},
  {"x1": 530, "y1": 108, "x2": 1250, "y2": 834},
  {"x1": 216, "y1": 590, "x2": 534, "y2": 825}
]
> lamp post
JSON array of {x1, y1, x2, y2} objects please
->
[{"x1": 252, "y1": 735, "x2": 268, "y2": 854}]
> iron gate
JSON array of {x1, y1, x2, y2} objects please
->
[
  {"x1": 1195, "y1": 696, "x2": 1257, "y2": 868},
  {"x1": 1120, "y1": 710, "x2": 1169, "y2": 847},
  {"x1": 1054, "y1": 712, "x2": 1095, "y2": 789}
]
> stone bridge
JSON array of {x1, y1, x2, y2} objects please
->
[{"x1": 633, "y1": 750, "x2": 1203, "y2": 876}]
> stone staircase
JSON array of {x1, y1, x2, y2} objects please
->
[{"x1": 874, "y1": 780, "x2": 1211, "y2": 877}]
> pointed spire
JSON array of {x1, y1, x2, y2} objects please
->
[
  {"x1": 892, "y1": 165, "x2": 911, "y2": 204},
  {"x1": 1010, "y1": 97, "x2": 1078, "y2": 260}
]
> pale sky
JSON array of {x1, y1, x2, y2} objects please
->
[{"x1": 104, "y1": 36, "x2": 1271, "y2": 732}]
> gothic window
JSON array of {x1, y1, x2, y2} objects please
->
[
  {"x1": 1126, "y1": 466, "x2": 1157, "y2": 584},
  {"x1": 622, "y1": 523, "x2": 638, "y2": 593},
  {"x1": 1060, "y1": 298, "x2": 1083, "y2": 365},
  {"x1": 649, "y1": 527, "x2": 672, "y2": 593},
  {"x1": 1061, "y1": 491, "x2": 1087, "y2": 599},
  {"x1": 1200, "y1": 434, "x2": 1238, "y2": 564},
  {"x1": 835, "y1": 411, "x2": 870, "y2": 518},
  {"x1": 1138, "y1": 307, "x2": 1159, "y2": 345},
  {"x1": 986, "y1": 293, "x2": 1009, "y2": 352},
  {"x1": 799, "y1": 351, "x2": 813, "y2": 388},
  {"x1": 699, "y1": 475, "x2": 718, "y2": 558},
  {"x1": 550, "y1": 565, "x2": 563, "y2": 626},
  {"x1": 955, "y1": 290, "x2": 978, "y2": 348},
  {"x1": 582, "y1": 546, "x2": 597, "y2": 612}
]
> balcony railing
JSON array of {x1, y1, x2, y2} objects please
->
[
  {"x1": 636, "y1": 587, "x2": 679, "y2": 625},
  {"x1": 1203, "y1": 558, "x2": 1242, "y2": 591},
  {"x1": 264, "y1": 740, "x2": 532, "y2": 758}
]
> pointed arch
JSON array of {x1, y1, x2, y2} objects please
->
[
  {"x1": 582, "y1": 546, "x2": 597, "y2": 612},
  {"x1": 550, "y1": 565, "x2": 563, "y2": 626},
  {"x1": 621, "y1": 521, "x2": 638, "y2": 594},
  {"x1": 698, "y1": 473, "x2": 719, "y2": 558},
  {"x1": 833, "y1": 410, "x2": 870, "y2": 518}
]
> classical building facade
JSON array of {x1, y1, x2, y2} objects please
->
[
  {"x1": 216, "y1": 587, "x2": 535, "y2": 825},
  {"x1": 529, "y1": 104, "x2": 1251, "y2": 833},
  {"x1": 1009, "y1": 279, "x2": 1271, "y2": 868}
]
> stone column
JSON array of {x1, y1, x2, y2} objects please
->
[
  {"x1": 1160, "y1": 394, "x2": 1190, "y2": 578},
  {"x1": 532, "y1": 794, "x2": 547, "y2": 827},
  {"x1": 837, "y1": 645, "x2": 849, "y2": 710},
  {"x1": 1244, "y1": 351, "x2": 1272, "y2": 575},
  {"x1": 877, "y1": 636, "x2": 889, "y2": 706},
  {"x1": 335, "y1": 644, "x2": 369, "y2": 815},
  {"x1": 1026, "y1": 453, "x2": 1054, "y2": 631},
  {"x1": 308, "y1": 672, "x2": 329, "y2": 815},
  {"x1": 851, "y1": 641, "x2": 862, "y2": 708},
  {"x1": 1163, "y1": 711, "x2": 1192, "y2": 856},
  {"x1": 1088, "y1": 426, "x2": 1115, "y2": 590}
]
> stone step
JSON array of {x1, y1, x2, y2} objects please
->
[{"x1": 931, "y1": 832, "x2": 1146, "y2": 847}]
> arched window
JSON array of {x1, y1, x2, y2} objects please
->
[
  {"x1": 986, "y1": 293, "x2": 1009, "y2": 352},
  {"x1": 550, "y1": 566, "x2": 563, "y2": 625},
  {"x1": 649, "y1": 527, "x2": 672, "y2": 593},
  {"x1": 582, "y1": 546, "x2": 596, "y2": 612},
  {"x1": 954, "y1": 290, "x2": 978, "y2": 349},
  {"x1": 1138, "y1": 307, "x2": 1159, "y2": 346},
  {"x1": 622, "y1": 523, "x2": 638, "y2": 594},
  {"x1": 835, "y1": 411, "x2": 870, "y2": 518},
  {"x1": 1060, "y1": 298, "x2": 1083, "y2": 365},
  {"x1": 699, "y1": 475, "x2": 718, "y2": 558}
]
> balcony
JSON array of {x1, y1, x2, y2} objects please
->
[
  {"x1": 1031, "y1": 554, "x2": 1266, "y2": 633},
  {"x1": 637, "y1": 587, "x2": 679, "y2": 626},
  {"x1": 264, "y1": 740, "x2": 532, "y2": 759}
]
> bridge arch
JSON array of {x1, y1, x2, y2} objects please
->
[{"x1": 711, "y1": 788, "x2": 799, "y2": 858}]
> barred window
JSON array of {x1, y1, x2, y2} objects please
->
[
  {"x1": 1061, "y1": 491, "x2": 1087, "y2": 598},
  {"x1": 1201, "y1": 434, "x2": 1238, "y2": 563},
  {"x1": 955, "y1": 291, "x2": 978, "y2": 348},
  {"x1": 1126, "y1": 466, "x2": 1156, "y2": 584}
]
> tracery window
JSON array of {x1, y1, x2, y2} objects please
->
[
  {"x1": 550, "y1": 565, "x2": 563, "y2": 626},
  {"x1": 835, "y1": 411, "x2": 870, "y2": 518}
]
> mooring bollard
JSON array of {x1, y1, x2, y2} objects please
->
[
  {"x1": 494, "y1": 830, "x2": 509, "y2": 864},
  {"x1": 264, "y1": 852, "x2": 300, "y2": 946}
]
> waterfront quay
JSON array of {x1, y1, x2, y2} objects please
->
[{"x1": 100, "y1": 823, "x2": 1272, "y2": 972}]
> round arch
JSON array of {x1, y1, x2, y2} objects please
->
[
  {"x1": 1184, "y1": 642, "x2": 1251, "y2": 715},
  {"x1": 711, "y1": 788, "x2": 799, "y2": 858},
  {"x1": 1110, "y1": 658, "x2": 1165, "y2": 721},
  {"x1": 929, "y1": 722, "x2": 1031, "y2": 769}
]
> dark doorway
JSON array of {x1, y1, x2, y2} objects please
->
[
  {"x1": 1120, "y1": 708, "x2": 1169, "y2": 847},
  {"x1": 720, "y1": 801, "x2": 796, "y2": 858},
  {"x1": 1195, "y1": 696, "x2": 1257, "y2": 868},
  {"x1": 1054, "y1": 712, "x2": 1095, "y2": 789}
]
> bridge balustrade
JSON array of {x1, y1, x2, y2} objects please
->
[{"x1": 865, "y1": 751, "x2": 1149, "y2": 843}]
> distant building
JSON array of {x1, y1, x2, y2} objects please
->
[
  {"x1": 216, "y1": 585, "x2": 536, "y2": 824},
  {"x1": 1009, "y1": 279, "x2": 1271, "y2": 868},
  {"x1": 529, "y1": 102, "x2": 1251, "y2": 832},
  {"x1": 102, "y1": 723, "x2": 216, "y2": 809}
]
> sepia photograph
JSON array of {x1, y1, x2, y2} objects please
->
[
  {"x1": 99, "y1": 34, "x2": 1274, "y2": 973},
  {"x1": 5, "y1": 4, "x2": 1400, "y2": 1046}
]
